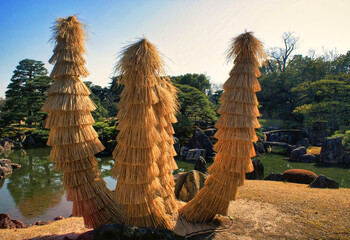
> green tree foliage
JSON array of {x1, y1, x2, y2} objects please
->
[
  {"x1": 173, "y1": 83, "x2": 217, "y2": 135},
  {"x1": 171, "y1": 73, "x2": 211, "y2": 93},
  {"x1": 292, "y1": 74, "x2": 350, "y2": 130},
  {"x1": 84, "y1": 81, "x2": 108, "y2": 120},
  {"x1": 258, "y1": 54, "x2": 332, "y2": 120},
  {"x1": 1, "y1": 59, "x2": 53, "y2": 126}
]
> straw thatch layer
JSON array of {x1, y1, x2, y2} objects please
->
[
  {"x1": 179, "y1": 31, "x2": 265, "y2": 223},
  {"x1": 112, "y1": 38, "x2": 178, "y2": 229},
  {"x1": 44, "y1": 15, "x2": 125, "y2": 229}
]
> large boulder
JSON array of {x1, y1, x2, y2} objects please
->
[
  {"x1": 246, "y1": 159, "x2": 264, "y2": 180},
  {"x1": 289, "y1": 147, "x2": 316, "y2": 163},
  {"x1": 0, "y1": 159, "x2": 20, "y2": 178},
  {"x1": 320, "y1": 138, "x2": 344, "y2": 164},
  {"x1": 253, "y1": 142, "x2": 265, "y2": 154},
  {"x1": 22, "y1": 135, "x2": 36, "y2": 148},
  {"x1": 179, "y1": 146, "x2": 189, "y2": 160},
  {"x1": 344, "y1": 152, "x2": 350, "y2": 165},
  {"x1": 186, "y1": 149, "x2": 206, "y2": 162},
  {"x1": 289, "y1": 147, "x2": 307, "y2": 160},
  {"x1": 175, "y1": 170, "x2": 208, "y2": 202},
  {"x1": 282, "y1": 169, "x2": 318, "y2": 184},
  {"x1": 0, "y1": 214, "x2": 26, "y2": 229},
  {"x1": 309, "y1": 175, "x2": 339, "y2": 189},
  {"x1": 310, "y1": 126, "x2": 326, "y2": 145},
  {"x1": 94, "y1": 223, "x2": 184, "y2": 240},
  {"x1": 296, "y1": 138, "x2": 310, "y2": 148},
  {"x1": 299, "y1": 154, "x2": 317, "y2": 163},
  {"x1": 194, "y1": 156, "x2": 207, "y2": 174},
  {"x1": 264, "y1": 172, "x2": 284, "y2": 181},
  {"x1": 187, "y1": 128, "x2": 213, "y2": 158}
]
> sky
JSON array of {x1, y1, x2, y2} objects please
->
[{"x1": 0, "y1": 0, "x2": 349, "y2": 97}]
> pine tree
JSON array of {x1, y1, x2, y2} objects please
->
[
  {"x1": 111, "y1": 38, "x2": 177, "y2": 228},
  {"x1": 42, "y1": 16, "x2": 124, "y2": 229},
  {"x1": 179, "y1": 32, "x2": 265, "y2": 223},
  {"x1": 2, "y1": 59, "x2": 49, "y2": 126}
]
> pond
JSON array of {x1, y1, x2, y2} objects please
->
[
  {"x1": 0, "y1": 147, "x2": 349, "y2": 225},
  {"x1": 258, "y1": 153, "x2": 350, "y2": 188}
]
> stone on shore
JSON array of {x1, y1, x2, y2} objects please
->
[
  {"x1": 309, "y1": 175, "x2": 339, "y2": 189},
  {"x1": 0, "y1": 214, "x2": 26, "y2": 229},
  {"x1": 264, "y1": 172, "x2": 284, "y2": 181}
]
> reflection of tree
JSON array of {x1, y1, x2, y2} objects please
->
[
  {"x1": 0, "y1": 179, "x2": 4, "y2": 190},
  {"x1": 97, "y1": 158, "x2": 114, "y2": 179},
  {"x1": 6, "y1": 148, "x2": 65, "y2": 218}
]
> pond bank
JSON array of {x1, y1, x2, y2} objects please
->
[{"x1": 0, "y1": 180, "x2": 349, "y2": 239}]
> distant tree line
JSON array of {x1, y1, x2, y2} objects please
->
[{"x1": 1, "y1": 33, "x2": 349, "y2": 140}]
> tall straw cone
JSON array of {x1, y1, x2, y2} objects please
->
[
  {"x1": 42, "y1": 15, "x2": 124, "y2": 229},
  {"x1": 179, "y1": 31, "x2": 265, "y2": 223},
  {"x1": 111, "y1": 38, "x2": 178, "y2": 229}
]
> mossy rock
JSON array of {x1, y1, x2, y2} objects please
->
[
  {"x1": 174, "y1": 170, "x2": 208, "y2": 202},
  {"x1": 282, "y1": 169, "x2": 317, "y2": 184}
]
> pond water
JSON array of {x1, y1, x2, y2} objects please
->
[{"x1": 0, "y1": 147, "x2": 349, "y2": 225}]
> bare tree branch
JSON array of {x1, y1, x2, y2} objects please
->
[{"x1": 267, "y1": 32, "x2": 299, "y2": 72}]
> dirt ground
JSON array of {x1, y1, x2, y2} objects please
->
[{"x1": 1, "y1": 180, "x2": 349, "y2": 240}]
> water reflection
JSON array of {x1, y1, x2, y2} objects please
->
[
  {"x1": 5, "y1": 148, "x2": 65, "y2": 218},
  {"x1": 0, "y1": 178, "x2": 4, "y2": 189},
  {"x1": 0, "y1": 147, "x2": 191, "y2": 225}
]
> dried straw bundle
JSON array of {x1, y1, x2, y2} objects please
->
[
  {"x1": 42, "y1": 15, "x2": 124, "y2": 228},
  {"x1": 153, "y1": 80, "x2": 179, "y2": 214},
  {"x1": 111, "y1": 38, "x2": 177, "y2": 229},
  {"x1": 179, "y1": 31, "x2": 265, "y2": 223}
]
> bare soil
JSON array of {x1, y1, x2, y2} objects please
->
[{"x1": 1, "y1": 180, "x2": 349, "y2": 240}]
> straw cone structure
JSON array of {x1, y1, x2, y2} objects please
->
[
  {"x1": 154, "y1": 79, "x2": 179, "y2": 214},
  {"x1": 42, "y1": 16, "x2": 124, "y2": 229},
  {"x1": 111, "y1": 38, "x2": 177, "y2": 228},
  {"x1": 179, "y1": 32, "x2": 265, "y2": 223}
]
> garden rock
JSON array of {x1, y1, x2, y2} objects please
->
[
  {"x1": 175, "y1": 170, "x2": 208, "y2": 202},
  {"x1": 204, "y1": 128, "x2": 217, "y2": 137},
  {"x1": 187, "y1": 128, "x2": 213, "y2": 158},
  {"x1": 180, "y1": 146, "x2": 189, "y2": 159},
  {"x1": 254, "y1": 142, "x2": 265, "y2": 154},
  {"x1": 94, "y1": 222, "x2": 184, "y2": 240},
  {"x1": 300, "y1": 154, "x2": 317, "y2": 163},
  {"x1": 264, "y1": 172, "x2": 284, "y2": 181},
  {"x1": 309, "y1": 174, "x2": 339, "y2": 189},
  {"x1": 10, "y1": 163, "x2": 21, "y2": 170},
  {"x1": 0, "y1": 214, "x2": 26, "y2": 229},
  {"x1": 186, "y1": 148, "x2": 206, "y2": 162},
  {"x1": 289, "y1": 147, "x2": 307, "y2": 160},
  {"x1": 282, "y1": 169, "x2": 317, "y2": 184},
  {"x1": 296, "y1": 138, "x2": 310, "y2": 148},
  {"x1": 23, "y1": 135, "x2": 36, "y2": 147},
  {"x1": 194, "y1": 156, "x2": 207, "y2": 174},
  {"x1": 0, "y1": 166, "x2": 12, "y2": 177},
  {"x1": 344, "y1": 152, "x2": 350, "y2": 165},
  {"x1": 320, "y1": 138, "x2": 344, "y2": 164},
  {"x1": 3, "y1": 141, "x2": 12, "y2": 150},
  {"x1": 246, "y1": 159, "x2": 264, "y2": 180}
]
